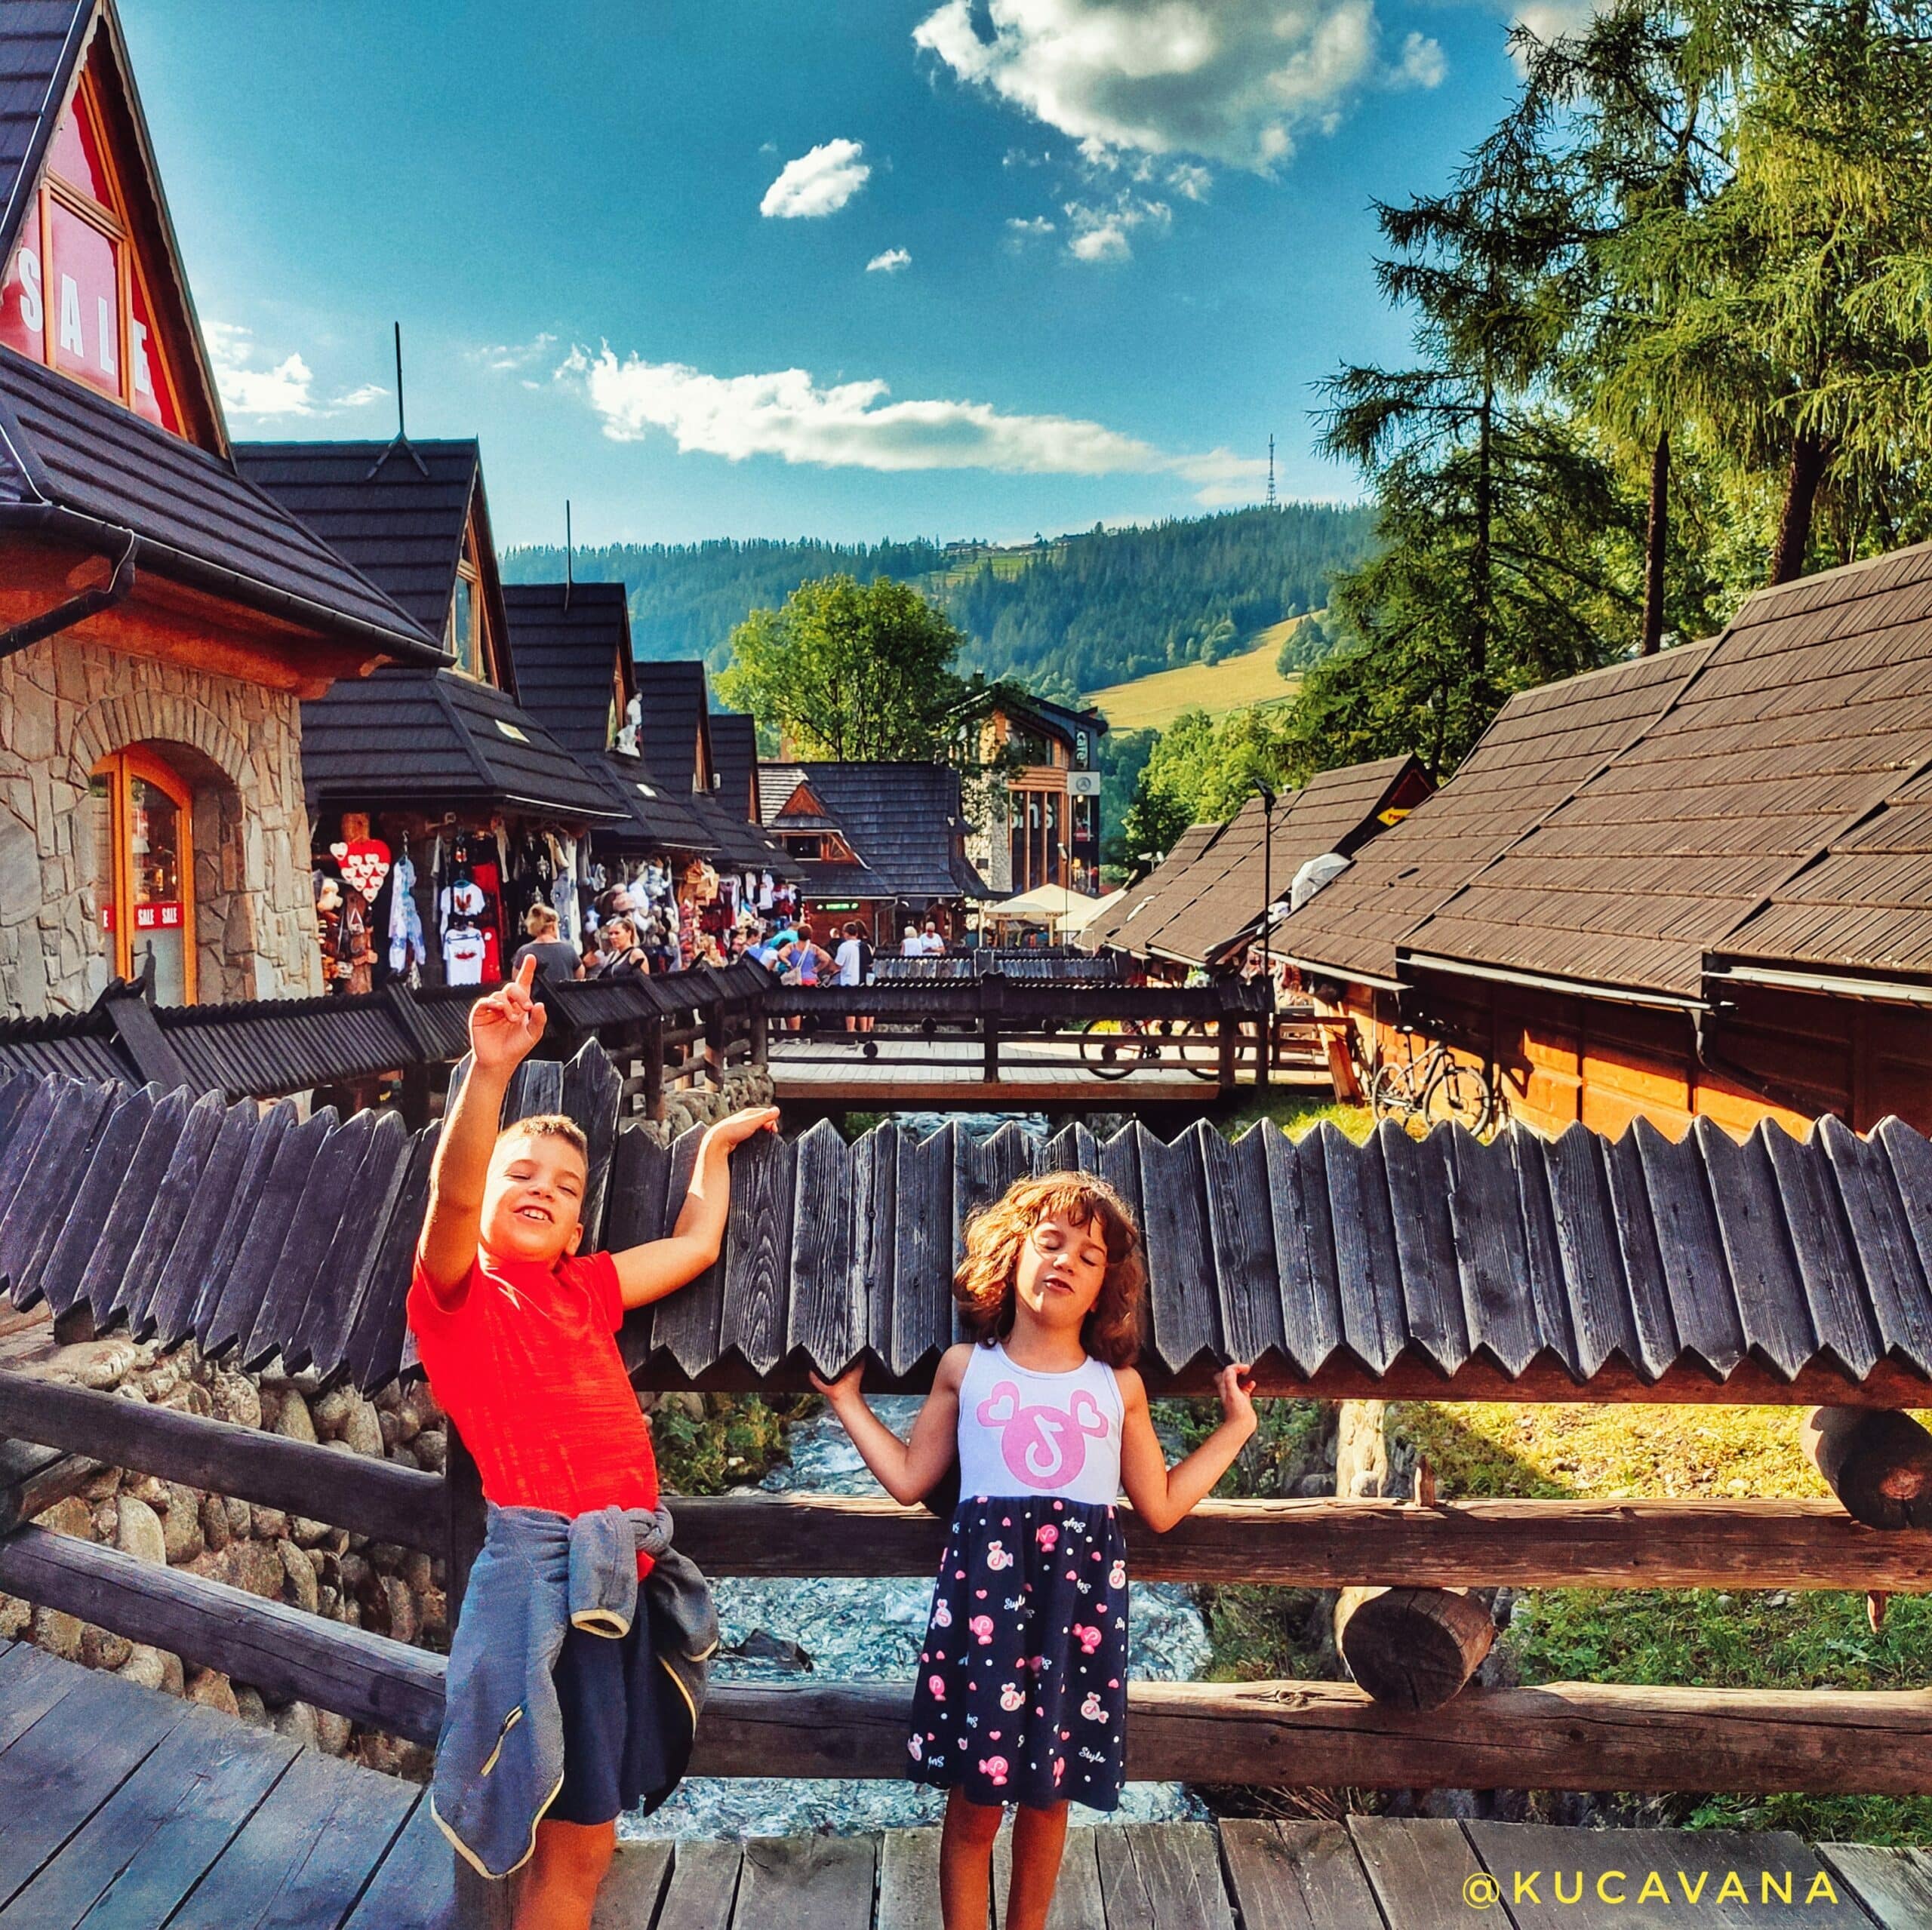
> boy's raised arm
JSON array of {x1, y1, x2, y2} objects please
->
[
  {"x1": 417, "y1": 957, "x2": 547, "y2": 1298},
  {"x1": 612, "y1": 1105, "x2": 780, "y2": 1309}
]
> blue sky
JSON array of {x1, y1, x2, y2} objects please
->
[{"x1": 121, "y1": 0, "x2": 1534, "y2": 547}]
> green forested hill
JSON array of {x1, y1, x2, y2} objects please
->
[{"x1": 500, "y1": 504, "x2": 1377, "y2": 697}]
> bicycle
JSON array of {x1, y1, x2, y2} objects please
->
[
  {"x1": 1078, "y1": 1016, "x2": 1221, "y2": 1082},
  {"x1": 1369, "y1": 1038, "x2": 1498, "y2": 1137}
]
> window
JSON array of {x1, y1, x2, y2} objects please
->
[
  {"x1": 1, "y1": 66, "x2": 182, "y2": 431},
  {"x1": 448, "y1": 566, "x2": 483, "y2": 678},
  {"x1": 91, "y1": 748, "x2": 195, "y2": 1003}
]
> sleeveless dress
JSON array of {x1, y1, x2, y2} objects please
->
[{"x1": 906, "y1": 1343, "x2": 1130, "y2": 1811}]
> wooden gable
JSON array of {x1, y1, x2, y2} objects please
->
[{"x1": 0, "y1": 1, "x2": 223, "y2": 448}]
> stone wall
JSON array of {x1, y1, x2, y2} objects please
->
[
  {"x1": 0, "y1": 1333, "x2": 450, "y2": 1778},
  {"x1": 0, "y1": 637, "x2": 322, "y2": 1015}
]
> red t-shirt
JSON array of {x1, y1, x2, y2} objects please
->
[{"x1": 407, "y1": 1247, "x2": 659, "y2": 1575}]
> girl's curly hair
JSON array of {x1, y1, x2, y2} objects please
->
[{"x1": 954, "y1": 1172, "x2": 1146, "y2": 1368}]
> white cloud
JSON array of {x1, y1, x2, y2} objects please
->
[
  {"x1": 1064, "y1": 192, "x2": 1171, "y2": 263},
  {"x1": 206, "y1": 322, "x2": 388, "y2": 418},
  {"x1": 760, "y1": 139, "x2": 872, "y2": 219},
  {"x1": 558, "y1": 342, "x2": 1268, "y2": 503},
  {"x1": 1006, "y1": 214, "x2": 1057, "y2": 240},
  {"x1": 866, "y1": 247, "x2": 912, "y2": 274},
  {"x1": 1168, "y1": 161, "x2": 1213, "y2": 201},
  {"x1": 469, "y1": 332, "x2": 557, "y2": 373},
  {"x1": 913, "y1": 0, "x2": 1442, "y2": 174}
]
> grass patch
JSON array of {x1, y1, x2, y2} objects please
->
[
  {"x1": 1219, "y1": 1095, "x2": 1374, "y2": 1142},
  {"x1": 652, "y1": 1392, "x2": 810, "y2": 1495},
  {"x1": 1397, "y1": 1400, "x2": 1932, "y2": 1844},
  {"x1": 1088, "y1": 631, "x2": 1301, "y2": 730}
]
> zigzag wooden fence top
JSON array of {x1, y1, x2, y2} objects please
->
[{"x1": 2, "y1": 1040, "x2": 1930, "y2": 1404}]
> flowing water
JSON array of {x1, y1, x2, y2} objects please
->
[{"x1": 624, "y1": 1108, "x2": 1215, "y2": 1839}]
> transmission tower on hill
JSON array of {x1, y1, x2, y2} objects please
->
[{"x1": 1266, "y1": 435, "x2": 1277, "y2": 508}]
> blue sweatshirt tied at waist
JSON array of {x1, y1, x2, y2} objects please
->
[{"x1": 432, "y1": 1501, "x2": 717, "y2": 1879}]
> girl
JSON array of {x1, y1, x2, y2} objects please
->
[{"x1": 811, "y1": 1173, "x2": 1255, "y2": 1930}]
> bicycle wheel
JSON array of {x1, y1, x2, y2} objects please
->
[
  {"x1": 1079, "y1": 1020, "x2": 1136, "y2": 1081},
  {"x1": 1424, "y1": 1060, "x2": 1495, "y2": 1136},
  {"x1": 1180, "y1": 1017, "x2": 1223, "y2": 1081},
  {"x1": 1369, "y1": 1062, "x2": 1414, "y2": 1124}
]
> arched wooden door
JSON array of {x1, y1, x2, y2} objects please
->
[{"x1": 90, "y1": 746, "x2": 196, "y2": 1003}]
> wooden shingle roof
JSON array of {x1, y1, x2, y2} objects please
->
[
  {"x1": 1278, "y1": 649, "x2": 1713, "y2": 988},
  {"x1": 711, "y1": 714, "x2": 760, "y2": 823},
  {"x1": 1084, "y1": 822, "x2": 1225, "y2": 952},
  {"x1": 5, "y1": 1041, "x2": 1932, "y2": 1406},
  {"x1": 1109, "y1": 758, "x2": 1431, "y2": 968},
  {"x1": 0, "y1": 351, "x2": 440, "y2": 659},
  {"x1": 760, "y1": 763, "x2": 990, "y2": 900},
  {"x1": 299, "y1": 668, "x2": 622, "y2": 822},
  {"x1": 500, "y1": 581, "x2": 632, "y2": 758},
  {"x1": 0, "y1": 2, "x2": 86, "y2": 260},
  {"x1": 1408, "y1": 546, "x2": 1932, "y2": 998}
]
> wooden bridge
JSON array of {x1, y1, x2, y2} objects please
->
[
  {"x1": 2, "y1": 1623, "x2": 1927, "y2": 1927},
  {"x1": 764, "y1": 977, "x2": 1337, "y2": 1113},
  {"x1": 2, "y1": 1043, "x2": 1932, "y2": 1921}
]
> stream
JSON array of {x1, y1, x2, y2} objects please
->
[{"x1": 625, "y1": 1112, "x2": 1216, "y2": 1840}]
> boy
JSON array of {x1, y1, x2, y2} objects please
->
[{"x1": 410, "y1": 956, "x2": 777, "y2": 1928}]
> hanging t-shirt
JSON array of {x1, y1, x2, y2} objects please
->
[{"x1": 444, "y1": 926, "x2": 488, "y2": 985}]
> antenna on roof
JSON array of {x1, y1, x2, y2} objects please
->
[
  {"x1": 367, "y1": 321, "x2": 429, "y2": 479},
  {"x1": 1266, "y1": 435, "x2": 1277, "y2": 509},
  {"x1": 564, "y1": 499, "x2": 574, "y2": 613}
]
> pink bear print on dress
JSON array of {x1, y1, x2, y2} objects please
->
[
  {"x1": 976, "y1": 1381, "x2": 1109, "y2": 1491},
  {"x1": 1109, "y1": 1559, "x2": 1126, "y2": 1588},
  {"x1": 985, "y1": 1541, "x2": 1013, "y2": 1571},
  {"x1": 1035, "y1": 1523, "x2": 1059, "y2": 1551},
  {"x1": 1000, "y1": 1683, "x2": 1026, "y2": 1711},
  {"x1": 970, "y1": 1615, "x2": 995, "y2": 1645},
  {"x1": 909, "y1": 1734, "x2": 923, "y2": 1762},
  {"x1": 1072, "y1": 1624, "x2": 1103, "y2": 1655},
  {"x1": 928, "y1": 1674, "x2": 947, "y2": 1701},
  {"x1": 1081, "y1": 1692, "x2": 1106, "y2": 1721},
  {"x1": 932, "y1": 1599, "x2": 952, "y2": 1628},
  {"x1": 980, "y1": 1755, "x2": 1010, "y2": 1787}
]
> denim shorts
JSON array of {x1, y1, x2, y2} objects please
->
[{"x1": 546, "y1": 1610, "x2": 675, "y2": 1827}]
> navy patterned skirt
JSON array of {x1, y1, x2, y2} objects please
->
[{"x1": 906, "y1": 1494, "x2": 1129, "y2": 1812}]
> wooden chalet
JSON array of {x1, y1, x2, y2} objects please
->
[
  {"x1": 975, "y1": 689, "x2": 1109, "y2": 897},
  {"x1": 1088, "y1": 755, "x2": 1432, "y2": 973},
  {"x1": 230, "y1": 439, "x2": 622, "y2": 987},
  {"x1": 1276, "y1": 542, "x2": 1932, "y2": 1139},
  {"x1": 756, "y1": 761, "x2": 990, "y2": 943},
  {"x1": 0, "y1": 0, "x2": 441, "y2": 1018}
]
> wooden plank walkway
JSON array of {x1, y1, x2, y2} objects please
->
[{"x1": 3, "y1": 1633, "x2": 1927, "y2": 1928}]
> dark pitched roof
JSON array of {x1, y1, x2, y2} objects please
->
[
  {"x1": 1111, "y1": 756, "x2": 1432, "y2": 967},
  {"x1": 710, "y1": 714, "x2": 760, "y2": 822},
  {"x1": 1715, "y1": 764, "x2": 1932, "y2": 982},
  {"x1": 300, "y1": 668, "x2": 623, "y2": 821},
  {"x1": 632, "y1": 660, "x2": 714, "y2": 796},
  {"x1": 0, "y1": 2, "x2": 86, "y2": 260},
  {"x1": 1001, "y1": 690, "x2": 1108, "y2": 752},
  {"x1": 592, "y1": 751, "x2": 721, "y2": 856},
  {"x1": 1278, "y1": 650, "x2": 1712, "y2": 988},
  {"x1": 0, "y1": 349, "x2": 439, "y2": 659},
  {"x1": 500, "y1": 580, "x2": 632, "y2": 758},
  {"x1": 761, "y1": 762, "x2": 990, "y2": 899},
  {"x1": 1406, "y1": 545, "x2": 1932, "y2": 998},
  {"x1": 1083, "y1": 822, "x2": 1223, "y2": 952},
  {"x1": 232, "y1": 438, "x2": 486, "y2": 644}
]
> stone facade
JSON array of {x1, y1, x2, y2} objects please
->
[{"x1": 0, "y1": 636, "x2": 321, "y2": 1014}]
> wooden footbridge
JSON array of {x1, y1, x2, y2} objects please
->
[
  {"x1": 2, "y1": 1040, "x2": 1932, "y2": 1923},
  {"x1": 2, "y1": 1623, "x2": 1927, "y2": 1928}
]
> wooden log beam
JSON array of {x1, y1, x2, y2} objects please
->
[
  {"x1": 0, "y1": 1369, "x2": 443, "y2": 1552},
  {"x1": 687, "y1": 1679, "x2": 1932, "y2": 1793},
  {"x1": 1334, "y1": 1584, "x2": 1495, "y2": 1711},
  {"x1": 0, "y1": 1523, "x2": 445, "y2": 1744},
  {"x1": 1803, "y1": 1406, "x2": 1932, "y2": 1530},
  {"x1": 663, "y1": 1491, "x2": 1932, "y2": 1591},
  {"x1": 635, "y1": 1349, "x2": 1932, "y2": 1408},
  {"x1": 0, "y1": 1439, "x2": 102, "y2": 1535}
]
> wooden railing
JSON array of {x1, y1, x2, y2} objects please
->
[{"x1": 3, "y1": 1364, "x2": 1930, "y2": 1795}]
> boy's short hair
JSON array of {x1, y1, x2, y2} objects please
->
[{"x1": 494, "y1": 1113, "x2": 589, "y2": 1169}]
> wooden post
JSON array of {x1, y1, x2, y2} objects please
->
[
  {"x1": 1803, "y1": 1406, "x2": 1932, "y2": 1530},
  {"x1": 981, "y1": 976, "x2": 1003, "y2": 1084},
  {"x1": 1217, "y1": 995, "x2": 1238, "y2": 1090},
  {"x1": 643, "y1": 1016, "x2": 666, "y2": 1124},
  {"x1": 1253, "y1": 980, "x2": 1271, "y2": 1090},
  {"x1": 749, "y1": 989, "x2": 770, "y2": 1068},
  {"x1": 703, "y1": 997, "x2": 727, "y2": 1091}
]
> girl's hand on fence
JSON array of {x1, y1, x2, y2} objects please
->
[
  {"x1": 809, "y1": 1363, "x2": 865, "y2": 1410},
  {"x1": 704, "y1": 1106, "x2": 781, "y2": 1151},
  {"x1": 1215, "y1": 1361, "x2": 1257, "y2": 1433}
]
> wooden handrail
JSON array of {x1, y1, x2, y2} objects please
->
[
  {"x1": 666, "y1": 1491, "x2": 1932, "y2": 1592},
  {"x1": 0, "y1": 1369, "x2": 443, "y2": 1552}
]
